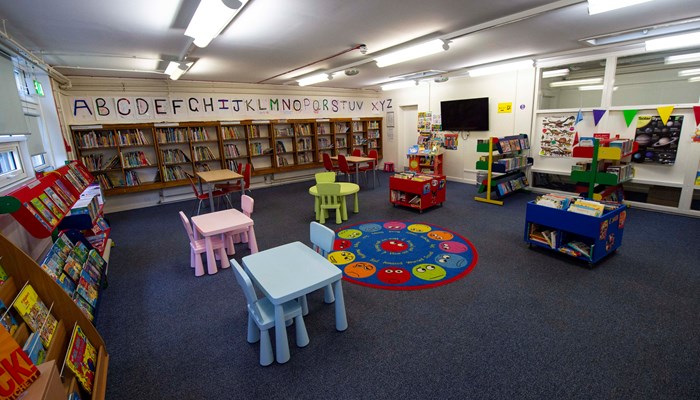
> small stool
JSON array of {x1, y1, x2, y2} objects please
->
[{"x1": 383, "y1": 162, "x2": 395, "y2": 172}]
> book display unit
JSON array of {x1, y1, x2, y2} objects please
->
[
  {"x1": 389, "y1": 173, "x2": 446, "y2": 212},
  {"x1": 475, "y1": 134, "x2": 532, "y2": 205},
  {"x1": 72, "y1": 117, "x2": 382, "y2": 196},
  {"x1": 524, "y1": 198, "x2": 627, "y2": 266},
  {"x1": 0, "y1": 233, "x2": 109, "y2": 399},
  {"x1": 571, "y1": 135, "x2": 637, "y2": 201},
  {"x1": 407, "y1": 149, "x2": 444, "y2": 175}
]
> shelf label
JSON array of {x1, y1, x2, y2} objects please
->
[
  {"x1": 220, "y1": 121, "x2": 241, "y2": 125},
  {"x1": 73, "y1": 125, "x2": 103, "y2": 130},
  {"x1": 154, "y1": 122, "x2": 179, "y2": 127}
]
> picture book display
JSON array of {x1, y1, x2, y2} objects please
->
[
  {"x1": 0, "y1": 325, "x2": 40, "y2": 399},
  {"x1": 0, "y1": 299, "x2": 19, "y2": 335},
  {"x1": 22, "y1": 332, "x2": 46, "y2": 365},
  {"x1": 13, "y1": 285, "x2": 58, "y2": 348},
  {"x1": 65, "y1": 324, "x2": 97, "y2": 394}
]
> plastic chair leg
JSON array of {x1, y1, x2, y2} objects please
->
[
  {"x1": 247, "y1": 314, "x2": 259, "y2": 343},
  {"x1": 259, "y1": 329, "x2": 274, "y2": 366},
  {"x1": 294, "y1": 315, "x2": 309, "y2": 347},
  {"x1": 335, "y1": 207, "x2": 342, "y2": 224}
]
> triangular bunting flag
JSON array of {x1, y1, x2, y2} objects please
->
[
  {"x1": 573, "y1": 132, "x2": 579, "y2": 146},
  {"x1": 593, "y1": 109, "x2": 606, "y2": 126},
  {"x1": 622, "y1": 109, "x2": 639, "y2": 127},
  {"x1": 657, "y1": 106, "x2": 674, "y2": 125},
  {"x1": 575, "y1": 110, "x2": 583, "y2": 125},
  {"x1": 693, "y1": 105, "x2": 700, "y2": 126}
]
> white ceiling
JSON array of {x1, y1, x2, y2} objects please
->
[{"x1": 1, "y1": 0, "x2": 700, "y2": 90}]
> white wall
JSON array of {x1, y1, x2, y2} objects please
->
[{"x1": 384, "y1": 67, "x2": 536, "y2": 183}]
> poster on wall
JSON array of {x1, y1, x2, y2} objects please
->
[
  {"x1": 539, "y1": 115, "x2": 576, "y2": 157},
  {"x1": 632, "y1": 115, "x2": 683, "y2": 165}
]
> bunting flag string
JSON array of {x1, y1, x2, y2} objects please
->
[
  {"x1": 622, "y1": 109, "x2": 639, "y2": 127},
  {"x1": 657, "y1": 105, "x2": 674, "y2": 125},
  {"x1": 575, "y1": 109, "x2": 583, "y2": 125},
  {"x1": 593, "y1": 109, "x2": 606, "y2": 126}
]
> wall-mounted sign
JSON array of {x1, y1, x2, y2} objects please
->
[{"x1": 498, "y1": 102, "x2": 512, "y2": 113}]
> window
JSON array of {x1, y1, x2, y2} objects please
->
[
  {"x1": 537, "y1": 59, "x2": 607, "y2": 110},
  {"x1": 0, "y1": 141, "x2": 28, "y2": 189}
]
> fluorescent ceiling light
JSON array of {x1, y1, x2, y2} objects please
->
[
  {"x1": 689, "y1": 76, "x2": 700, "y2": 82},
  {"x1": 645, "y1": 31, "x2": 700, "y2": 52},
  {"x1": 678, "y1": 68, "x2": 700, "y2": 77},
  {"x1": 467, "y1": 60, "x2": 533, "y2": 77},
  {"x1": 664, "y1": 52, "x2": 700, "y2": 64},
  {"x1": 549, "y1": 77, "x2": 603, "y2": 87},
  {"x1": 185, "y1": 0, "x2": 249, "y2": 48},
  {"x1": 165, "y1": 61, "x2": 194, "y2": 80},
  {"x1": 542, "y1": 68, "x2": 570, "y2": 78},
  {"x1": 381, "y1": 81, "x2": 418, "y2": 91},
  {"x1": 298, "y1": 73, "x2": 332, "y2": 86},
  {"x1": 579, "y1": 85, "x2": 618, "y2": 91},
  {"x1": 374, "y1": 39, "x2": 448, "y2": 68},
  {"x1": 587, "y1": 0, "x2": 653, "y2": 15}
]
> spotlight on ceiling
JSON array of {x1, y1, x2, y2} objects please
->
[
  {"x1": 345, "y1": 68, "x2": 360, "y2": 76},
  {"x1": 434, "y1": 76, "x2": 449, "y2": 83}
]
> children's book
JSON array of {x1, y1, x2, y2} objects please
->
[
  {"x1": 0, "y1": 299, "x2": 19, "y2": 335},
  {"x1": 22, "y1": 332, "x2": 46, "y2": 365},
  {"x1": 65, "y1": 324, "x2": 97, "y2": 394},
  {"x1": 63, "y1": 254, "x2": 84, "y2": 282},
  {"x1": 87, "y1": 249, "x2": 106, "y2": 274},
  {"x1": 74, "y1": 296, "x2": 95, "y2": 322},
  {"x1": 24, "y1": 202, "x2": 53, "y2": 231},
  {"x1": 54, "y1": 180, "x2": 77, "y2": 204},
  {"x1": 0, "y1": 326, "x2": 40, "y2": 398},
  {"x1": 13, "y1": 284, "x2": 58, "y2": 348},
  {"x1": 40, "y1": 247, "x2": 66, "y2": 278},
  {"x1": 71, "y1": 242, "x2": 90, "y2": 265},
  {"x1": 44, "y1": 186, "x2": 69, "y2": 213},
  {"x1": 0, "y1": 263, "x2": 8, "y2": 286},
  {"x1": 38, "y1": 193, "x2": 64, "y2": 219},
  {"x1": 76, "y1": 274, "x2": 99, "y2": 308},
  {"x1": 29, "y1": 198, "x2": 58, "y2": 226},
  {"x1": 56, "y1": 273, "x2": 77, "y2": 296},
  {"x1": 54, "y1": 232, "x2": 74, "y2": 255}
]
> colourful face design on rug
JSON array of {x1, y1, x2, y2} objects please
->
[{"x1": 329, "y1": 221, "x2": 478, "y2": 290}]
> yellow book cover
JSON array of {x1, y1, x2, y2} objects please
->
[
  {"x1": 65, "y1": 324, "x2": 97, "y2": 394},
  {"x1": 12, "y1": 285, "x2": 57, "y2": 348}
]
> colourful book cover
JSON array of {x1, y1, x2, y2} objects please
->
[
  {"x1": 53, "y1": 180, "x2": 77, "y2": 204},
  {"x1": 73, "y1": 297, "x2": 95, "y2": 322},
  {"x1": 0, "y1": 263, "x2": 8, "y2": 286},
  {"x1": 76, "y1": 274, "x2": 99, "y2": 308},
  {"x1": 87, "y1": 249, "x2": 106, "y2": 273},
  {"x1": 63, "y1": 255, "x2": 84, "y2": 282},
  {"x1": 54, "y1": 232, "x2": 75, "y2": 256},
  {"x1": 13, "y1": 284, "x2": 58, "y2": 348},
  {"x1": 22, "y1": 331, "x2": 46, "y2": 366},
  {"x1": 29, "y1": 197, "x2": 58, "y2": 227},
  {"x1": 38, "y1": 193, "x2": 64, "y2": 219},
  {"x1": 44, "y1": 186, "x2": 69, "y2": 213},
  {"x1": 0, "y1": 326, "x2": 40, "y2": 398},
  {"x1": 71, "y1": 242, "x2": 90, "y2": 265},
  {"x1": 0, "y1": 299, "x2": 19, "y2": 335},
  {"x1": 55, "y1": 273, "x2": 77, "y2": 296},
  {"x1": 23, "y1": 202, "x2": 53, "y2": 231},
  {"x1": 40, "y1": 247, "x2": 66, "y2": 278},
  {"x1": 65, "y1": 324, "x2": 97, "y2": 394}
]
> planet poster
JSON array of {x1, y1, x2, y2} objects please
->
[{"x1": 632, "y1": 115, "x2": 683, "y2": 165}]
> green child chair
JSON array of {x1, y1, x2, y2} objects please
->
[
  {"x1": 315, "y1": 171, "x2": 336, "y2": 184},
  {"x1": 316, "y1": 183, "x2": 343, "y2": 224}
]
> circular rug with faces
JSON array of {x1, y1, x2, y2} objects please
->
[{"x1": 327, "y1": 221, "x2": 478, "y2": 291}]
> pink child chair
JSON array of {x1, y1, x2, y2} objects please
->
[
  {"x1": 179, "y1": 211, "x2": 228, "y2": 276},
  {"x1": 225, "y1": 194, "x2": 254, "y2": 255}
]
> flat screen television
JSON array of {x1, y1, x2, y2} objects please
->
[{"x1": 440, "y1": 97, "x2": 489, "y2": 131}]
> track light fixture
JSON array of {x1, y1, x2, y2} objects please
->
[
  {"x1": 185, "y1": 0, "x2": 249, "y2": 48},
  {"x1": 165, "y1": 61, "x2": 194, "y2": 80}
]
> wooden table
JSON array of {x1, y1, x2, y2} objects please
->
[
  {"x1": 243, "y1": 242, "x2": 347, "y2": 364},
  {"x1": 309, "y1": 183, "x2": 359, "y2": 221},
  {"x1": 196, "y1": 169, "x2": 244, "y2": 211},
  {"x1": 331, "y1": 155, "x2": 377, "y2": 187},
  {"x1": 191, "y1": 209, "x2": 258, "y2": 275}
]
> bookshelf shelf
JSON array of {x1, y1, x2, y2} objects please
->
[
  {"x1": 571, "y1": 135, "x2": 637, "y2": 201},
  {"x1": 475, "y1": 134, "x2": 532, "y2": 205}
]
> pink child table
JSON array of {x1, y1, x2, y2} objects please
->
[{"x1": 191, "y1": 208, "x2": 258, "y2": 274}]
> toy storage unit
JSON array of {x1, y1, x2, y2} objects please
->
[
  {"x1": 389, "y1": 175, "x2": 446, "y2": 212},
  {"x1": 524, "y1": 201, "x2": 627, "y2": 266}
]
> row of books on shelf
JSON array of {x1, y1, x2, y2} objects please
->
[
  {"x1": 80, "y1": 153, "x2": 120, "y2": 172},
  {"x1": 190, "y1": 127, "x2": 214, "y2": 141},
  {"x1": 161, "y1": 148, "x2": 191, "y2": 164},
  {"x1": 75, "y1": 130, "x2": 117, "y2": 148},
  {"x1": 117, "y1": 129, "x2": 151, "y2": 146},
  {"x1": 120, "y1": 151, "x2": 151, "y2": 168},
  {"x1": 163, "y1": 165, "x2": 188, "y2": 182},
  {"x1": 392, "y1": 172, "x2": 433, "y2": 182},
  {"x1": 495, "y1": 155, "x2": 530, "y2": 171},
  {"x1": 606, "y1": 164, "x2": 633, "y2": 181},
  {"x1": 496, "y1": 134, "x2": 529, "y2": 154},
  {"x1": 534, "y1": 194, "x2": 620, "y2": 217},
  {"x1": 297, "y1": 138, "x2": 312, "y2": 150},
  {"x1": 156, "y1": 128, "x2": 188, "y2": 143},
  {"x1": 527, "y1": 225, "x2": 593, "y2": 259},
  {"x1": 495, "y1": 175, "x2": 528, "y2": 197},
  {"x1": 250, "y1": 142, "x2": 269, "y2": 155},
  {"x1": 224, "y1": 143, "x2": 243, "y2": 158},
  {"x1": 274, "y1": 126, "x2": 293, "y2": 137},
  {"x1": 0, "y1": 263, "x2": 98, "y2": 395},
  {"x1": 389, "y1": 190, "x2": 421, "y2": 205},
  {"x1": 222, "y1": 126, "x2": 246, "y2": 139},
  {"x1": 192, "y1": 146, "x2": 218, "y2": 161},
  {"x1": 22, "y1": 168, "x2": 92, "y2": 231}
]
